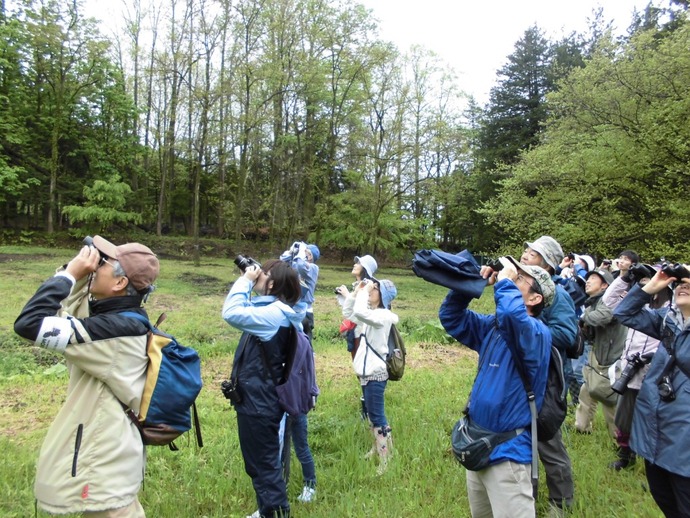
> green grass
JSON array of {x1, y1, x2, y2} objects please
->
[{"x1": 0, "y1": 247, "x2": 663, "y2": 517}]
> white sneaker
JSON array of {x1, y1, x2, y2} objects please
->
[
  {"x1": 246, "y1": 511, "x2": 260, "y2": 518},
  {"x1": 297, "y1": 486, "x2": 316, "y2": 503}
]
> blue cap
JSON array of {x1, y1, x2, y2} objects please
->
[
  {"x1": 374, "y1": 278, "x2": 397, "y2": 309},
  {"x1": 307, "y1": 244, "x2": 320, "y2": 262}
]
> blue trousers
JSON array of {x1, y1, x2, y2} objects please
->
[
  {"x1": 363, "y1": 380, "x2": 388, "y2": 428},
  {"x1": 289, "y1": 414, "x2": 316, "y2": 487}
]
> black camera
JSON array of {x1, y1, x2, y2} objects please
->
[
  {"x1": 83, "y1": 236, "x2": 94, "y2": 247},
  {"x1": 662, "y1": 262, "x2": 690, "y2": 280},
  {"x1": 658, "y1": 375, "x2": 676, "y2": 402},
  {"x1": 602, "y1": 259, "x2": 612, "y2": 266},
  {"x1": 567, "y1": 252, "x2": 576, "y2": 261},
  {"x1": 629, "y1": 263, "x2": 657, "y2": 283},
  {"x1": 611, "y1": 352, "x2": 654, "y2": 394},
  {"x1": 486, "y1": 259, "x2": 504, "y2": 272},
  {"x1": 234, "y1": 254, "x2": 261, "y2": 273},
  {"x1": 221, "y1": 379, "x2": 242, "y2": 404}
]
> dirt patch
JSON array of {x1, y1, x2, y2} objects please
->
[{"x1": 177, "y1": 272, "x2": 228, "y2": 296}]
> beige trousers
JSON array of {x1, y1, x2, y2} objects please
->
[
  {"x1": 575, "y1": 383, "x2": 617, "y2": 438},
  {"x1": 82, "y1": 497, "x2": 145, "y2": 518},
  {"x1": 465, "y1": 461, "x2": 535, "y2": 518}
]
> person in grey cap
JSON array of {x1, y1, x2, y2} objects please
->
[
  {"x1": 14, "y1": 236, "x2": 159, "y2": 517},
  {"x1": 575, "y1": 268, "x2": 626, "y2": 437},
  {"x1": 440, "y1": 256, "x2": 553, "y2": 517},
  {"x1": 521, "y1": 235, "x2": 578, "y2": 515}
]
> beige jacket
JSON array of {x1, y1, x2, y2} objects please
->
[{"x1": 17, "y1": 274, "x2": 148, "y2": 514}]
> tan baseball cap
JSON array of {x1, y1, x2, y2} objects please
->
[{"x1": 93, "y1": 235, "x2": 159, "y2": 292}]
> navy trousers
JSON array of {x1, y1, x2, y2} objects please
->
[{"x1": 237, "y1": 412, "x2": 290, "y2": 518}]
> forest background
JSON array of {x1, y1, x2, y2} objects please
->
[{"x1": 1, "y1": 0, "x2": 690, "y2": 263}]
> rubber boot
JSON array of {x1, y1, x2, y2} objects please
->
[
  {"x1": 374, "y1": 426, "x2": 392, "y2": 475},
  {"x1": 364, "y1": 427, "x2": 377, "y2": 460},
  {"x1": 574, "y1": 384, "x2": 596, "y2": 433},
  {"x1": 609, "y1": 446, "x2": 636, "y2": 470}
]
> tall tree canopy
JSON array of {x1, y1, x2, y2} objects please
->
[{"x1": 0, "y1": 0, "x2": 688, "y2": 262}]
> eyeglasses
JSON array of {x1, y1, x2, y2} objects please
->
[
  {"x1": 516, "y1": 273, "x2": 542, "y2": 296},
  {"x1": 98, "y1": 256, "x2": 117, "y2": 269}
]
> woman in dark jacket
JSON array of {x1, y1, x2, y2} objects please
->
[
  {"x1": 614, "y1": 267, "x2": 690, "y2": 518},
  {"x1": 222, "y1": 260, "x2": 305, "y2": 518}
]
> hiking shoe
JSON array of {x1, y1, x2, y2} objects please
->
[
  {"x1": 547, "y1": 502, "x2": 566, "y2": 518},
  {"x1": 609, "y1": 448, "x2": 636, "y2": 470},
  {"x1": 297, "y1": 486, "x2": 316, "y2": 503},
  {"x1": 246, "y1": 511, "x2": 260, "y2": 518}
]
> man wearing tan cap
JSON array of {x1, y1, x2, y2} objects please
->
[
  {"x1": 440, "y1": 256, "x2": 553, "y2": 517},
  {"x1": 15, "y1": 236, "x2": 159, "y2": 517}
]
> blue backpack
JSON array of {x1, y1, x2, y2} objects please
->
[
  {"x1": 120, "y1": 312, "x2": 203, "y2": 450},
  {"x1": 273, "y1": 325, "x2": 320, "y2": 415}
]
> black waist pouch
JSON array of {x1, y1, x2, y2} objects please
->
[{"x1": 451, "y1": 415, "x2": 524, "y2": 471}]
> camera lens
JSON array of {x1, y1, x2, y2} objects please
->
[{"x1": 658, "y1": 376, "x2": 676, "y2": 402}]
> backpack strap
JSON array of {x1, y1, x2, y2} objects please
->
[
  {"x1": 503, "y1": 331, "x2": 539, "y2": 491},
  {"x1": 256, "y1": 324, "x2": 296, "y2": 386},
  {"x1": 119, "y1": 311, "x2": 153, "y2": 330}
]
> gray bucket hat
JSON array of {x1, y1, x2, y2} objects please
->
[{"x1": 524, "y1": 236, "x2": 564, "y2": 271}]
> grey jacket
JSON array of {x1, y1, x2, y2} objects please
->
[{"x1": 581, "y1": 292, "x2": 627, "y2": 366}]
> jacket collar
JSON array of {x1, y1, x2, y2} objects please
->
[
  {"x1": 584, "y1": 292, "x2": 604, "y2": 308},
  {"x1": 89, "y1": 295, "x2": 144, "y2": 315}
]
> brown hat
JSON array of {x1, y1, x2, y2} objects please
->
[{"x1": 93, "y1": 235, "x2": 159, "y2": 292}]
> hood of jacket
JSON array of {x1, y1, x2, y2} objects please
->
[{"x1": 252, "y1": 294, "x2": 307, "y2": 330}]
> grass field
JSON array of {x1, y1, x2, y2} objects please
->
[{"x1": 0, "y1": 247, "x2": 663, "y2": 517}]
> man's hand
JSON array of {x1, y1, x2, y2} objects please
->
[
  {"x1": 496, "y1": 257, "x2": 517, "y2": 282},
  {"x1": 480, "y1": 265, "x2": 498, "y2": 285},
  {"x1": 560, "y1": 256, "x2": 574, "y2": 269},
  {"x1": 65, "y1": 246, "x2": 100, "y2": 281}
]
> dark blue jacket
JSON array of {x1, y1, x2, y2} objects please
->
[
  {"x1": 540, "y1": 282, "x2": 578, "y2": 354},
  {"x1": 222, "y1": 277, "x2": 306, "y2": 417},
  {"x1": 614, "y1": 285, "x2": 690, "y2": 476},
  {"x1": 231, "y1": 326, "x2": 292, "y2": 416},
  {"x1": 440, "y1": 279, "x2": 552, "y2": 465}
]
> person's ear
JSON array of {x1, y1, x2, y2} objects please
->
[
  {"x1": 527, "y1": 291, "x2": 543, "y2": 308},
  {"x1": 113, "y1": 275, "x2": 130, "y2": 294}
]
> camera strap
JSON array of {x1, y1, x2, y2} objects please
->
[{"x1": 658, "y1": 328, "x2": 690, "y2": 381}]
